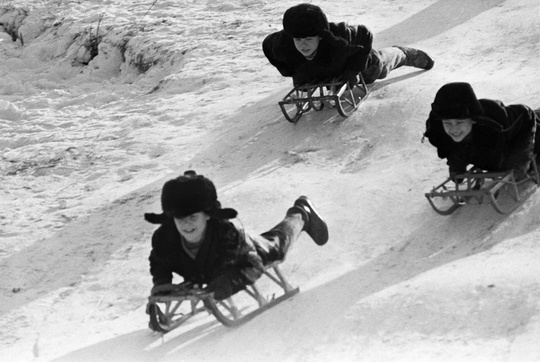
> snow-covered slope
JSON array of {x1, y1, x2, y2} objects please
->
[{"x1": 1, "y1": 0, "x2": 539, "y2": 361}]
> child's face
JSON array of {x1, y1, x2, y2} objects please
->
[
  {"x1": 174, "y1": 211, "x2": 210, "y2": 243},
  {"x1": 293, "y1": 36, "x2": 321, "y2": 59},
  {"x1": 442, "y1": 118, "x2": 474, "y2": 142}
]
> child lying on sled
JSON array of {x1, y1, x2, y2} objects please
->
[
  {"x1": 144, "y1": 170, "x2": 328, "y2": 301},
  {"x1": 262, "y1": 3, "x2": 434, "y2": 88},
  {"x1": 423, "y1": 82, "x2": 540, "y2": 181}
]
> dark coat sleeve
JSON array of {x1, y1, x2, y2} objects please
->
[
  {"x1": 148, "y1": 226, "x2": 176, "y2": 286},
  {"x1": 446, "y1": 151, "x2": 468, "y2": 175},
  {"x1": 262, "y1": 31, "x2": 294, "y2": 77}
]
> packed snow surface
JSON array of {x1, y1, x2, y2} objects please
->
[{"x1": 1, "y1": 0, "x2": 539, "y2": 361}]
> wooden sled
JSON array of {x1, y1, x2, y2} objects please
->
[
  {"x1": 146, "y1": 263, "x2": 299, "y2": 333},
  {"x1": 425, "y1": 162, "x2": 539, "y2": 216},
  {"x1": 278, "y1": 74, "x2": 369, "y2": 123}
]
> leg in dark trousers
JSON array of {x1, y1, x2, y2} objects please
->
[
  {"x1": 251, "y1": 213, "x2": 304, "y2": 265},
  {"x1": 250, "y1": 196, "x2": 328, "y2": 266},
  {"x1": 362, "y1": 46, "x2": 434, "y2": 84}
]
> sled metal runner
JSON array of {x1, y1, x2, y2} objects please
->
[
  {"x1": 278, "y1": 75, "x2": 369, "y2": 123},
  {"x1": 146, "y1": 263, "x2": 299, "y2": 333},
  {"x1": 425, "y1": 163, "x2": 539, "y2": 215}
]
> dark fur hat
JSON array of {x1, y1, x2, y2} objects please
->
[
  {"x1": 431, "y1": 82, "x2": 485, "y2": 119},
  {"x1": 147, "y1": 170, "x2": 237, "y2": 222},
  {"x1": 282, "y1": 3, "x2": 348, "y2": 48}
]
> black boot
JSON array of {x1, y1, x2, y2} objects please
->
[
  {"x1": 395, "y1": 46, "x2": 434, "y2": 70},
  {"x1": 288, "y1": 196, "x2": 329, "y2": 246}
]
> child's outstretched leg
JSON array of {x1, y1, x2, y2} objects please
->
[
  {"x1": 393, "y1": 46, "x2": 435, "y2": 70},
  {"x1": 287, "y1": 196, "x2": 329, "y2": 246},
  {"x1": 363, "y1": 46, "x2": 434, "y2": 83},
  {"x1": 254, "y1": 196, "x2": 329, "y2": 265}
]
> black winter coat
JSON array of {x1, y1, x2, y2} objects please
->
[
  {"x1": 262, "y1": 22, "x2": 372, "y2": 86},
  {"x1": 149, "y1": 218, "x2": 264, "y2": 295},
  {"x1": 424, "y1": 99, "x2": 540, "y2": 175}
]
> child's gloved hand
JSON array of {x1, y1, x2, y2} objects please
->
[
  {"x1": 150, "y1": 283, "x2": 174, "y2": 296},
  {"x1": 206, "y1": 275, "x2": 233, "y2": 300},
  {"x1": 449, "y1": 172, "x2": 464, "y2": 184},
  {"x1": 342, "y1": 70, "x2": 359, "y2": 87},
  {"x1": 292, "y1": 74, "x2": 306, "y2": 88}
]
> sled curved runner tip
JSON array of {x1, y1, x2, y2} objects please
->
[
  {"x1": 146, "y1": 263, "x2": 299, "y2": 332},
  {"x1": 278, "y1": 75, "x2": 369, "y2": 123}
]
